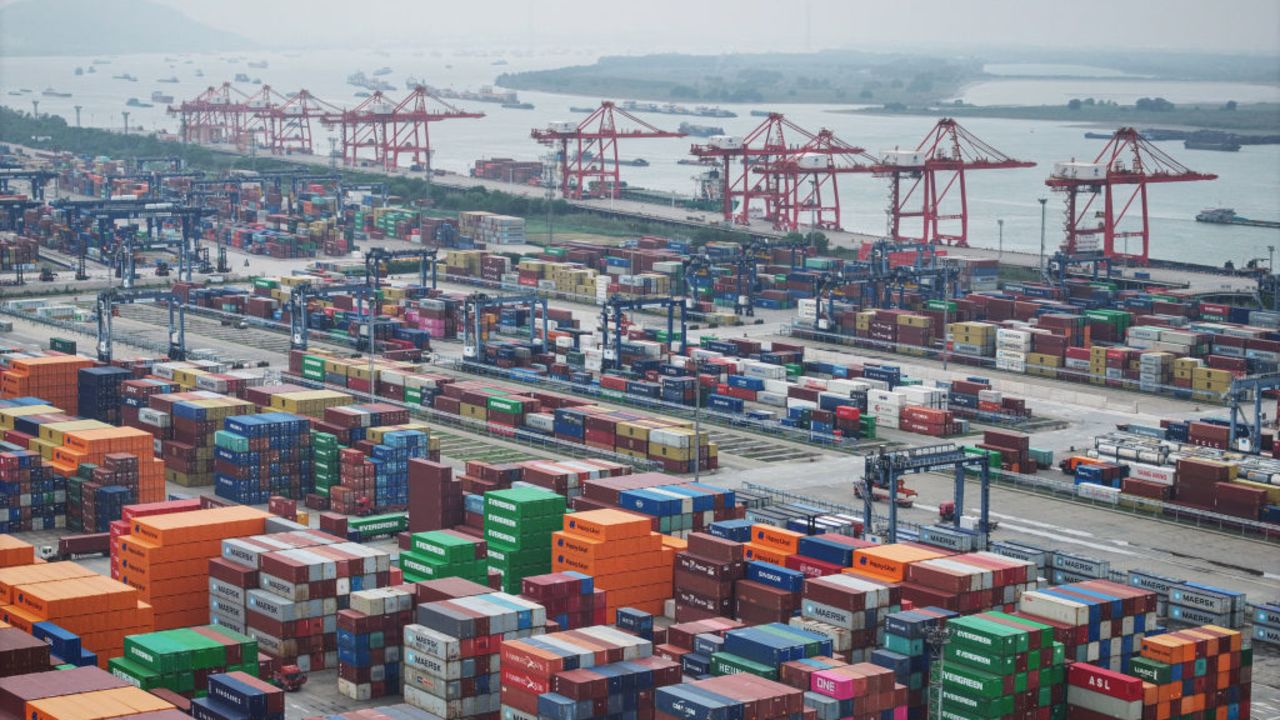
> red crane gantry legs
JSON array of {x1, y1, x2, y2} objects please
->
[
  {"x1": 877, "y1": 119, "x2": 1035, "y2": 248},
  {"x1": 1046, "y1": 127, "x2": 1216, "y2": 265},
  {"x1": 533, "y1": 102, "x2": 683, "y2": 200}
]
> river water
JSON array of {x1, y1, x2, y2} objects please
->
[{"x1": 3, "y1": 48, "x2": 1278, "y2": 266}]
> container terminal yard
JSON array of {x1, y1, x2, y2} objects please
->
[{"x1": 0, "y1": 72, "x2": 1276, "y2": 720}]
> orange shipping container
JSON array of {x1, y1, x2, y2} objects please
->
[
  {"x1": 27, "y1": 685, "x2": 173, "y2": 720},
  {"x1": 0, "y1": 535, "x2": 34, "y2": 568},
  {"x1": 847, "y1": 544, "x2": 949, "y2": 583},
  {"x1": 130, "y1": 506, "x2": 268, "y2": 545},
  {"x1": 750, "y1": 523, "x2": 804, "y2": 554}
]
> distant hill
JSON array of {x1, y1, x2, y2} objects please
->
[{"x1": 0, "y1": 0, "x2": 255, "y2": 56}]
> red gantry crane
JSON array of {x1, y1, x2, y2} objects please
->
[
  {"x1": 168, "y1": 82, "x2": 252, "y2": 145},
  {"x1": 322, "y1": 85, "x2": 484, "y2": 171},
  {"x1": 690, "y1": 113, "x2": 808, "y2": 228},
  {"x1": 264, "y1": 89, "x2": 344, "y2": 156},
  {"x1": 752, "y1": 127, "x2": 878, "y2": 231},
  {"x1": 533, "y1": 101, "x2": 684, "y2": 199},
  {"x1": 1046, "y1": 127, "x2": 1216, "y2": 265},
  {"x1": 875, "y1": 118, "x2": 1035, "y2": 247}
]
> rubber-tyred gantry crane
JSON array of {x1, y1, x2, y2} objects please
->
[
  {"x1": 1046, "y1": 127, "x2": 1216, "y2": 265},
  {"x1": 874, "y1": 118, "x2": 1035, "y2": 247},
  {"x1": 322, "y1": 85, "x2": 484, "y2": 171},
  {"x1": 533, "y1": 102, "x2": 684, "y2": 199}
]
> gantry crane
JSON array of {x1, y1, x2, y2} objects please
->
[
  {"x1": 52, "y1": 198, "x2": 216, "y2": 285},
  {"x1": 461, "y1": 293, "x2": 548, "y2": 361},
  {"x1": 0, "y1": 168, "x2": 57, "y2": 201},
  {"x1": 600, "y1": 295, "x2": 689, "y2": 371},
  {"x1": 690, "y1": 113, "x2": 807, "y2": 227},
  {"x1": 874, "y1": 118, "x2": 1035, "y2": 247},
  {"x1": 323, "y1": 85, "x2": 484, "y2": 171},
  {"x1": 1046, "y1": 128, "x2": 1217, "y2": 265},
  {"x1": 364, "y1": 247, "x2": 439, "y2": 290},
  {"x1": 168, "y1": 82, "x2": 252, "y2": 145},
  {"x1": 263, "y1": 89, "x2": 343, "y2": 156},
  {"x1": 286, "y1": 282, "x2": 379, "y2": 351},
  {"x1": 533, "y1": 102, "x2": 684, "y2": 199},
  {"x1": 97, "y1": 288, "x2": 187, "y2": 362},
  {"x1": 860, "y1": 444, "x2": 992, "y2": 546},
  {"x1": 751, "y1": 128, "x2": 878, "y2": 231}
]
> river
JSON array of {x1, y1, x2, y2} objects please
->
[{"x1": 3, "y1": 47, "x2": 1278, "y2": 266}]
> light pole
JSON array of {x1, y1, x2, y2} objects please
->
[
  {"x1": 122, "y1": 111, "x2": 130, "y2": 136},
  {"x1": 74, "y1": 105, "x2": 82, "y2": 127},
  {"x1": 1037, "y1": 198, "x2": 1048, "y2": 275},
  {"x1": 30, "y1": 100, "x2": 39, "y2": 118},
  {"x1": 997, "y1": 218, "x2": 1004, "y2": 259}
]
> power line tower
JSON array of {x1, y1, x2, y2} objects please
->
[{"x1": 926, "y1": 625, "x2": 954, "y2": 719}]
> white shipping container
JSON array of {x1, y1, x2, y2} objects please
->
[
  {"x1": 139, "y1": 408, "x2": 170, "y2": 428},
  {"x1": 797, "y1": 298, "x2": 818, "y2": 320},
  {"x1": 762, "y1": 378, "x2": 789, "y2": 394},
  {"x1": 525, "y1": 413, "x2": 555, "y2": 433},
  {"x1": 1077, "y1": 484, "x2": 1121, "y2": 504},
  {"x1": 756, "y1": 391, "x2": 787, "y2": 407},
  {"x1": 786, "y1": 398, "x2": 818, "y2": 412},
  {"x1": 868, "y1": 389, "x2": 904, "y2": 406},
  {"x1": 1066, "y1": 687, "x2": 1142, "y2": 720},
  {"x1": 1127, "y1": 462, "x2": 1176, "y2": 486},
  {"x1": 1019, "y1": 590, "x2": 1089, "y2": 626}
]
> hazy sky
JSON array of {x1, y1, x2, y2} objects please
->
[{"x1": 152, "y1": 0, "x2": 1280, "y2": 55}]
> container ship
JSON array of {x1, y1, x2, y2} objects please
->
[
  {"x1": 678, "y1": 121, "x2": 726, "y2": 137},
  {"x1": 620, "y1": 100, "x2": 737, "y2": 118},
  {"x1": 1184, "y1": 138, "x2": 1241, "y2": 152}
]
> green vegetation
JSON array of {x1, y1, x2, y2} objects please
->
[
  {"x1": 844, "y1": 100, "x2": 1280, "y2": 133},
  {"x1": 497, "y1": 51, "x2": 981, "y2": 105},
  {"x1": 0, "y1": 107, "x2": 756, "y2": 248},
  {"x1": 0, "y1": 0, "x2": 253, "y2": 56}
]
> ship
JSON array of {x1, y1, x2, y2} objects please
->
[
  {"x1": 678, "y1": 121, "x2": 725, "y2": 137},
  {"x1": 234, "y1": 73, "x2": 250, "y2": 83},
  {"x1": 502, "y1": 102, "x2": 534, "y2": 110},
  {"x1": 617, "y1": 158, "x2": 650, "y2": 167},
  {"x1": 678, "y1": 158, "x2": 715, "y2": 166},
  {"x1": 42, "y1": 88, "x2": 72, "y2": 98},
  {"x1": 373, "y1": 66, "x2": 392, "y2": 76},
  {"x1": 1184, "y1": 138, "x2": 1241, "y2": 152},
  {"x1": 125, "y1": 98, "x2": 153, "y2": 108},
  {"x1": 248, "y1": 60, "x2": 268, "y2": 69},
  {"x1": 620, "y1": 100, "x2": 737, "y2": 118},
  {"x1": 349, "y1": 72, "x2": 394, "y2": 92},
  {"x1": 151, "y1": 91, "x2": 174, "y2": 104},
  {"x1": 157, "y1": 76, "x2": 179, "y2": 83},
  {"x1": 113, "y1": 73, "x2": 138, "y2": 81},
  {"x1": 569, "y1": 106, "x2": 596, "y2": 113},
  {"x1": 749, "y1": 110, "x2": 771, "y2": 117},
  {"x1": 1083, "y1": 132, "x2": 1113, "y2": 140},
  {"x1": 1196, "y1": 208, "x2": 1280, "y2": 229},
  {"x1": 92, "y1": 59, "x2": 110, "y2": 65},
  {"x1": 74, "y1": 67, "x2": 83, "y2": 76}
]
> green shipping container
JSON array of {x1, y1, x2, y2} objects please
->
[
  {"x1": 710, "y1": 651, "x2": 778, "y2": 680},
  {"x1": 487, "y1": 397, "x2": 525, "y2": 414},
  {"x1": 108, "y1": 656, "x2": 164, "y2": 689},
  {"x1": 941, "y1": 663, "x2": 1004, "y2": 699},
  {"x1": 411, "y1": 530, "x2": 481, "y2": 563},
  {"x1": 50, "y1": 337, "x2": 77, "y2": 354}
]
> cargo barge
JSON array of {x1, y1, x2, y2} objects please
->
[{"x1": 1196, "y1": 207, "x2": 1280, "y2": 228}]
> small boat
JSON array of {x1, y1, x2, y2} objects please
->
[
  {"x1": 234, "y1": 73, "x2": 250, "y2": 82},
  {"x1": 252, "y1": 78, "x2": 262, "y2": 85},
  {"x1": 569, "y1": 106, "x2": 595, "y2": 113},
  {"x1": 92, "y1": 59, "x2": 110, "y2": 65},
  {"x1": 42, "y1": 88, "x2": 72, "y2": 98},
  {"x1": 157, "y1": 76, "x2": 179, "y2": 83},
  {"x1": 87, "y1": 66, "x2": 96, "y2": 74},
  {"x1": 749, "y1": 109, "x2": 770, "y2": 117},
  {"x1": 492, "y1": 59, "x2": 508, "y2": 66},
  {"x1": 126, "y1": 98, "x2": 153, "y2": 108},
  {"x1": 502, "y1": 102, "x2": 534, "y2": 110},
  {"x1": 151, "y1": 91, "x2": 174, "y2": 104},
  {"x1": 195, "y1": 69, "x2": 204, "y2": 77},
  {"x1": 74, "y1": 67, "x2": 84, "y2": 76},
  {"x1": 6, "y1": 92, "x2": 20, "y2": 97},
  {"x1": 354, "y1": 91, "x2": 371, "y2": 98},
  {"x1": 248, "y1": 60, "x2": 268, "y2": 69},
  {"x1": 373, "y1": 66, "x2": 392, "y2": 76},
  {"x1": 113, "y1": 73, "x2": 138, "y2": 81},
  {"x1": 18, "y1": 88, "x2": 31, "y2": 93}
]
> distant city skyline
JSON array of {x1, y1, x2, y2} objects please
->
[{"x1": 148, "y1": 0, "x2": 1280, "y2": 56}]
